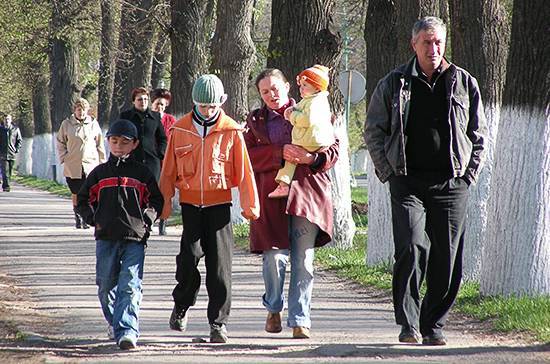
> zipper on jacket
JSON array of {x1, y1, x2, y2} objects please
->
[
  {"x1": 447, "y1": 77, "x2": 458, "y2": 173},
  {"x1": 200, "y1": 137, "x2": 205, "y2": 207}
]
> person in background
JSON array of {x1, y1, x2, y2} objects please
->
[
  {"x1": 119, "y1": 87, "x2": 167, "y2": 180},
  {"x1": 364, "y1": 16, "x2": 487, "y2": 346},
  {"x1": 151, "y1": 88, "x2": 177, "y2": 235},
  {"x1": 151, "y1": 88, "x2": 177, "y2": 138},
  {"x1": 0, "y1": 114, "x2": 22, "y2": 192},
  {"x1": 77, "y1": 119, "x2": 164, "y2": 350},
  {"x1": 244, "y1": 68, "x2": 339, "y2": 339},
  {"x1": 56, "y1": 98, "x2": 106, "y2": 228},
  {"x1": 159, "y1": 74, "x2": 259, "y2": 344}
]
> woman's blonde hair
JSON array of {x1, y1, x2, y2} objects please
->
[{"x1": 73, "y1": 98, "x2": 90, "y2": 110}]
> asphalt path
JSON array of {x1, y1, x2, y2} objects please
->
[{"x1": 0, "y1": 182, "x2": 548, "y2": 363}]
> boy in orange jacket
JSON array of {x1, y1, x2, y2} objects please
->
[{"x1": 159, "y1": 74, "x2": 259, "y2": 343}]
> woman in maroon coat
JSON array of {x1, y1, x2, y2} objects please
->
[{"x1": 244, "y1": 69, "x2": 339, "y2": 339}]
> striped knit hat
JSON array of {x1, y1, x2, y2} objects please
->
[
  {"x1": 192, "y1": 74, "x2": 227, "y2": 105},
  {"x1": 297, "y1": 65, "x2": 330, "y2": 92}
]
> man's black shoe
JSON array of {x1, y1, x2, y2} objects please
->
[
  {"x1": 169, "y1": 304, "x2": 188, "y2": 331},
  {"x1": 422, "y1": 334, "x2": 447, "y2": 346},
  {"x1": 398, "y1": 326, "x2": 421, "y2": 343}
]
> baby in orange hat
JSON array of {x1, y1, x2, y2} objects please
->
[{"x1": 268, "y1": 65, "x2": 335, "y2": 199}]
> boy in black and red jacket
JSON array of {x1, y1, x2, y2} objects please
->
[{"x1": 77, "y1": 119, "x2": 163, "y2": 350}]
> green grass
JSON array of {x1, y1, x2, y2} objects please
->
[
  {"x1": 351, "y1": 186, "x2": 368, "y2": 205},
  {"x1": 13, "y1": 174, "x2": 72, "y2": 198},
  {"x1": 351, "y1": 187, "x2": 368, "y2": 229},
  {"x1": 455, "y1": 282, "x2": 550, "y2": 343},
  {"x1": 315, "y1": 236, "x2": 392, "y2": 291}
]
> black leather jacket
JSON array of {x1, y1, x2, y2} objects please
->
[
  {"x1": 364, "y1": 57, "x2": 487, "y2": 185},
  {"x1": 0, "y1": 124, "x2": 22, "y2": 160}
]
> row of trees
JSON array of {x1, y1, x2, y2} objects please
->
[{"x1": 0, "y1": 0, "x2": 547, "y2": 296}]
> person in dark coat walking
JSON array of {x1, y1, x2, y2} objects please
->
[
  {"x1": 244, "y1": 68, "x2": 339, "y2": 339},
  {"x1": 119, "y1": 87, "x2": 167, "y2": 180},
  {"x1": 364, "y1": 17, "x2": 487, "y2": 346},
  {"x1": 0, "y1": 114, "x2": 22, "y2": 192}
]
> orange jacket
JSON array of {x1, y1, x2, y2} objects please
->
[{"x1": 159, "y1": 110, "x2": 259, "y2": 220}]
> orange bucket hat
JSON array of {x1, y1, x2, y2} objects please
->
[{"x1": 297, "y1": 65, "x2": 330, "y2": 92}]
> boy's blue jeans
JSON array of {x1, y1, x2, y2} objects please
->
[
  {"x1": 96, "y1": 240, "x2": 145, "y2": 342},
  {"x1": 262, "y1": 215, "x2": 318, "y2": 329}
]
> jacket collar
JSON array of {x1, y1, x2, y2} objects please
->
[
  {"x1": 108, "y1": 152, "x2": 135, "y2": 166},
  {"x1": 175, "y1": 109, "x2": 242, "y2": 134},
  {"x1": 69, "y1": 114, "x2": 93, "y2": 126},
  {"x1": 399, "y1": 56, "x2": 454, "y2": 80},
  {"x1": 131, "y1": 107, "x2": 156, "y2": 119}
]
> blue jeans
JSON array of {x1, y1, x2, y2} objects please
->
[
  {"x1": 96, "y1": 240, "x2": 145, "y2": 342},
  {"x1": 262, "y1": 215, "x2": 318, "y2": 328}
]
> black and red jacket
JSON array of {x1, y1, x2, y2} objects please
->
[{"x1": 76, "y1": 153, "x2": 164, "y2": 243}]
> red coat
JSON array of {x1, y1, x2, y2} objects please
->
[{"x1": 244, "y1": 106, "x2": 339, "y2": 253}]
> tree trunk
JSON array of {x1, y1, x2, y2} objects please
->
[
  {"x1": 363, "y1": 1, "x2": 414, "y2": 265},
  {"x1": 364, "y1": 0, "x2": 399, "y2": 101},
  {"x1": 32, "y1": 69, "x2": 52, "y2": 136},
  {"x1": 16, "y1": 99, "x2": 34, "y2": 138},
  {"x1": 268, "y1": 0, "x2": 352, "y2": 248},
  {"x1": 169, "y1": 0, "x2": 216, "y2": 117},
  {"x1": 449, "y1": 0, "x2": 509, "y2": 281},
  {"x1": 31, "y1": 66, "x2": 54, "y2": 180},
  {"x1": 49, "y1": 0, "x2": 81, "y2": 131},
  {"x1": 97, "y1": 0, "x2": 121, "y2": 127},
  {"x1": 267, "y1": 0, "x2": 342, "y2": 103},
  {"x1": 211, "y1": 0, "x2": 256, "y2": 123},
  {"x1": 481, "y1": 0, "x2": 550, "y2": 296},
  {"x1": 111, "y1": 0, "x2": 157, "y2": 120},
  {"x1": 151, "y1": 30, "x2": 171, "y2": 89}
]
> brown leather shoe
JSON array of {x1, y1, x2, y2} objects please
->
[
  {"x1": 265, "y1": 312, "x2": 282, "y2": 333},
  {"x1": 292, "y1": 326, "x2": 310, "y2": 339}
]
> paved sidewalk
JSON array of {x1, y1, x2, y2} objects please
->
[{"x1": 0, "y1": 182, "x2": 548, "y2": 363}]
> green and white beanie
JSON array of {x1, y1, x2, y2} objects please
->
[{"x1": 192, "y1": 74, "x2": 227, "y2": 105}]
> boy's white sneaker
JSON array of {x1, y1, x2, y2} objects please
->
[
  {"x1": 107, "y1": 325, "x2": 115, "y2": 340},
  {"x1": 118, "y1": 335, "x2": 137, "y2": 350}
]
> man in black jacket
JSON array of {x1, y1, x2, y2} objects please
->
[
  {"x1": 0, "y1": 115, "x2": 22, "y2": 192},
  {"x1": 364, "y1": 17, "x2": 487, "y2": 346}
]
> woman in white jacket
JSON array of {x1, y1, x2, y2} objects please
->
[{"x1": 57, "y1": 98, "x2": 106, "y2": 228}]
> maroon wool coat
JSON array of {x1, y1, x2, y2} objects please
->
[{"x1": 244, "y1": 105, "x2": 339, "y2": 253}]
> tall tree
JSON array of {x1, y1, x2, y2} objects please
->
[
  {"x1": 267, "y1": 0, "x2": 342, "y2": 101},
  {"x1": 449, "y1": 0, "x2": 510, "y2": 281},
  {"x1": 151, "y1": 31, "x2": 171, "y2": 89},
  {"x1": 110, "y1": 0, "x2": 157, "y2": 120},
  {"x1": 49, "y1": 0, "x2": 82, "y2": 131},
  {"x1": 267, "y1": 0, "x2": 354, "y2": 247},
  {"x1": 363, "y1": 0, "x2": 398, "y2": 265},
  {"x1": 363, "y1": 0, "x2": 441, "y2": 265},
  {"x1": 211, "y1": 0, "x2": 256, "y2": 122},
  {"x1": 169, "y1": 0, "x2": 216, "y2": 117},
  {"x1": 97, "y1": 0, "x2": 121, "y2": 126},
  {"x1": 481, "y1": 0, "x2": 550, "y2": 296}
]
